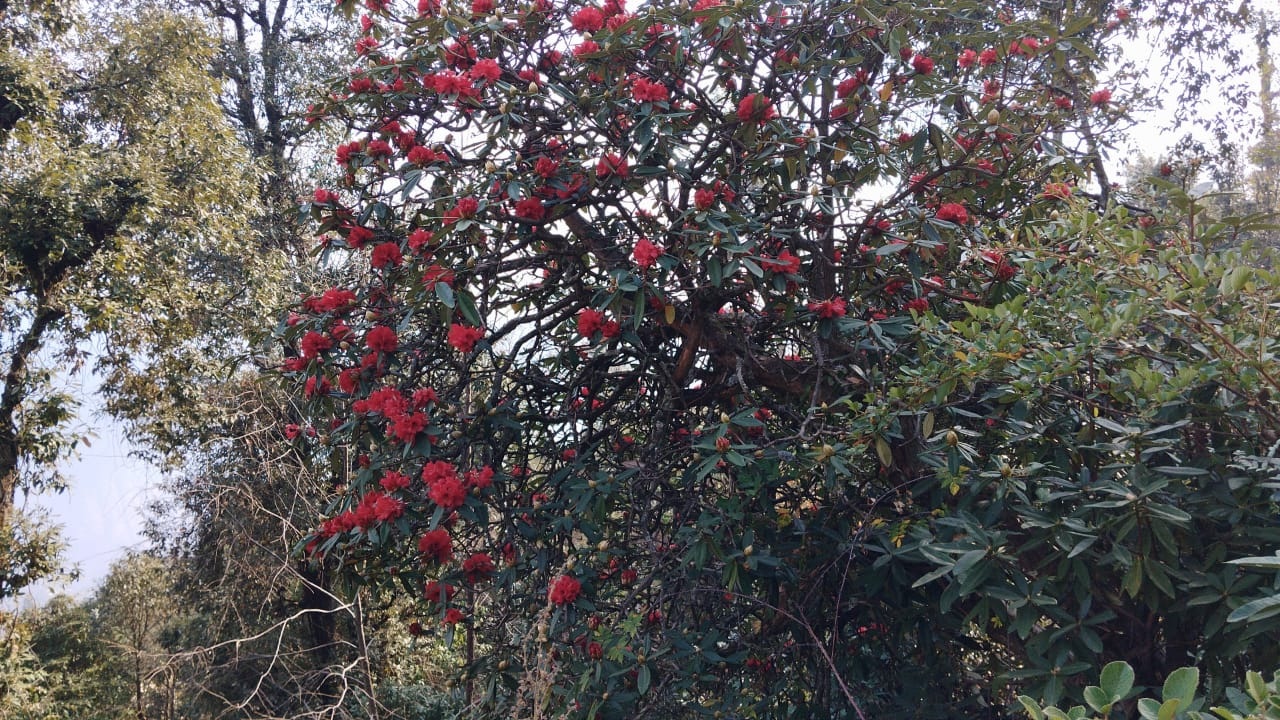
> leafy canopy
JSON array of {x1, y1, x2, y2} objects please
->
[{"x1": 287, "y1": 0, "x2": 1280, "y2": 717}]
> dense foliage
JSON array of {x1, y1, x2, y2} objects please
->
[
  {"x1": 0, "y1": 4, "x2": 260, "y2": 582},
  {"x1": 280, "y1": 0, "x2": 1280, "y2": 717}
]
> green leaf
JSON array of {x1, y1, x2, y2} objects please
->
[
  {"x1": 435, "y1": 281, "x2": 456, "y2": 308},
  {"x1": 1162, "y1": 667, "x2": 1199, "y2": 707},
  {"x1": 1244, "y1": 671, "x2": 1266, "y2": 703},
  {"x1": 912, "y1": 564, "x2": 953, "y2": 588},
  {"x1": 637, "y1": 664, "x2": 651, "y2": 695},
  {"x1": 1017, "y1": 696, "x2": 1045, "y2": 720},
  {"x1": 1226, "y1": 554, "x2": 1280, "y2": 569},
  {"x1": 1084, "y1": 685, "x2": 1110, "y2": 713},
  {"x1": 1226, "y1": 595, "x2": 1280, "y2": 624},
  {"x1": 1156, "y1": 699, "x2": 1182, "y2": 720},
  {"x1": 456, "y1": 288, "x2": 481, "y2": 326},
  {"x1": 1100, "y1": 660, "x2": 1136, "y2": 701}
]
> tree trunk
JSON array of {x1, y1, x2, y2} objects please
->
[{"x1": 0, "y1": 303, "x2": 67, "y2": 531}]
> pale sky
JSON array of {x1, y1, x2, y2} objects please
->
[{"x1": 23, "y1": 370, "x2": 159, "y2": 604}]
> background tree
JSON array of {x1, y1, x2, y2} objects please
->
[{"x1": 0, "y1": 4, "x2": 257, "y2": 587}]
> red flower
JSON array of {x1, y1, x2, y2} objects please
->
[
  {"x1": 379, "y1": 470, "x2": 412, "y2": 492},
  {"x1": 534, "y1": 156, "x2": 560, "y2": 178},
  {"x1": 470, "y1": 57, "x2": 501, "y2": 84},
  {"x1": 571, "y1": 6, "x2": 604, "y2": 32},
  {"x1": 346, "y1": 224, "x2": 375, "y2": 248},
  {"x1": 596, "y1": 153, "x2": 629, "y2": 179},
  {"x1": 514, "y1": 197, "x2": 546, "y2": 221},
  {"x1": 911, "y1": 55, "x2": 935, "y2": 75},
  {"x1": 389, "y1": 411, "x2": 427, "y2": 443},
  {"x1": 422, "y1": 460, "x2": 458, "y2": 487},
  {"x1": 979, "y1": 48, "x2": 999, "y2": 66},
  {"x1": 370, "y1": 242, "x2": 403, "y2": 268},
  {"x1": 588, "y1": 641, "x2": 603, "y2": 660},
  {"x1": 365, "y1": 325, "x2": 398, "y2": 353},
  {"x1": 1041, "y1": 182, "x2": 1072, "y2": 200},
  {"x1": 935, "y1": 202, "x2": 969, "y2": 225},
  {"x1": 736, "y1": 93, "x2": 777, "y2": 124},
  {"x1": 372, "y1": 493, "x2": 404, "y2": 522},
  {"x1": 806, "y1": 297, "x2": 847, "y2": 318},
  {"x1": 633, "y1": 237, "x2": 663, "y2": 268},
  {"x1": 632, "y1": 77, "x2": 669, "y2": 103},
  {"x1": 423, "y1": 264, "x2": 455, "y2": 290},
  {"x1": 982, "y1": 250, "x2": 1018, "y2": 281},
  {"x1": 905, "y1": 297, "x2": 931, "y2": 314},
  {"x1": 442, "y1": 608, "x2": 466, "y2": 625},
  {"x1": 429, "y1": 475, "x2": 467, "y2": 509},
  {"x1": 408, "y1": 228, "x2": 434, "y2": 252},
  {"x1": 412, "y1": 387, "x2": 440, "y2": 407},
  {"x1": 448, "y1": 324, "x2": 484, "y2": 353},
  {"x1": 366, "y1": 139, "x2": 393, "y2": 158},
  {"x1": 418, "y1": 528, "x2": 453, "y2": 563},
  {"x1": 423, "y1": 579, "x2": 457, "y2": 603},
  {"x1": 692, "y1": 0, "x2": 723, "y2": 22},
  {"x1": 1089, "y1": 88, "x2": 1112, "y2": 106},
  {"x1": 694, "y1": 187, "x2": 716, "y2": 210},
  {"x1": 957, "y1": 48, "x2": 977, "y2": 69},
  {"x1": 470, "y1": 0, "x2": 492, "y2": 15},
  {"x1": 462, "y1": 553, "x2": 496, "y2": 583},
  {"x1": 444, "y1": 196, "x2": 480, "y2": 224},
  {"x1": 300, "y1": 331, "x2": 333, "y2": 360},
  {"x1": 408, "y1": 145, "x2": 442, "y2": 165},
  {"x1": 577, "y1": 308, "x2": 607, "y2": 337},
  {"x1": 465, "y1": 466, "x2": 495, "y2": 489},
  {"x1": 549, "y1": 574, "x2": 582, "y2": 605},
  {"x1": 762, "y1": 250, "x2": 801, "y2": 275}
]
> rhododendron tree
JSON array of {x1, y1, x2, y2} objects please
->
[{"x1": 283, "y1": 0, "x2": 1280, "y2": 716}]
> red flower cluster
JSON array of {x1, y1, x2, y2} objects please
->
[
  {"x1": 736, "y1": 93, "x2": 777, "y2": 124},
  {"x1": 365, "y1": 325, "x2": 398, "y2": 353},
  {"x1": 549, "y1": 574, "x2": 582, "y2": 605},
  {"x1": 571, "y1": 6, "x2": 604, "y2": 33},
  {"x1": 448, "y1": 323, "x2": 485, "y2": 353},
  {"x1": 343, "y1": 490, "x2": 404, "y2": 530},
  {"x1": 633, "y1": 237, "x2": 663, "y2": 268},
  {"x1": 443, "y1": 196, "x2": 479, "y2": 225},
  {"x1": 304, "y1": 287, "x2": 356, "y2": 314},
  {"x1": 418, "y1": 528, "x2": 453, "y2": 563},
  {"x1": 379, "y1": 470, "x2": 412, "y2": 492},
  {"x1": 596, "y1": 153, "x2": 629, "y2": 179},
  {"x1": 935, "y1": 202, "x2": 969, "y2": 225},
  {"x1": 694, "y1": 187, "x2": 716, "y2": 210},
  {"x1": 762, "y1": 250, "x2": 801, "y2": 275},
  {"x1": 806, "y1": 297, "x2": 848, "y2": 319},
  {"x1": 470, "y1": 57, "x2": 501, "y2": 84},
  {"x1": 905, "y1": 297, "x2": 931, "y2": 314},
  {"x1": 422, "y1": 460, "x2": 467, "y2": 510},
  {"x1": 462, "y1": 552, "x2": 496, "y2": 583},
  {"x1": 514, "y1": 197, "x2": 546, "y2": 222},
  {"x1": 632, "y1": 77, "x2": 669, "y2": 103},
  {"x1": 423, "y1": 579, "x2": 456, "y2": 604},
  {"x1": 577, "y1": 308, "x2": 620, "y2": 339},
  {"x1": 300, "y1": 331, "x2": 333, "y2": 360},
  {"x1": 1041, "y1": 182, "x2": 1072, "y2": 200}
]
